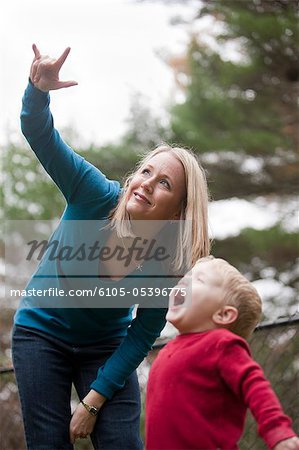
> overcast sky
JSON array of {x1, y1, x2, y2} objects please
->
[{"x1": 1, "y1": 0, "x2": 201, "y2": 145}]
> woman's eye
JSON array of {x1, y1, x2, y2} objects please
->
[
  {"x1": 141, "y1": 169, "x2": 150, "y2": 175},
  {"x1": 160, "y1": 179, "x2": 170, "y2": 188}
]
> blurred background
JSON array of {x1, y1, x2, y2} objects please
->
[{"x1": 1, "y1": 0, "x2": 298, "y2": 448}]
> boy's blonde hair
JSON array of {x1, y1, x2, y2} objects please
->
[
  {"x1": 197, "y1": 257, "x2": 262, "y2": 339},
  {"x1": 110, "y1": 143, "x2": 211, "y2": 273}
]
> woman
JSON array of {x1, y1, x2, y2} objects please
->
[{"x1": 12, "y1": 44, "x2": 210, "y2": 450}]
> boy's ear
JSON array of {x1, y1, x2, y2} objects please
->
[{"x1": 212, "y1": 306, "x2": 238, "y2": 326}]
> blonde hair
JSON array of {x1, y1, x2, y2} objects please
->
[
  {"x1": 110, "y1": 143, "x2": 210, "y2": 272},
  {"x1": 195, "y1": 257, "x2": 262, "y2": 339}
]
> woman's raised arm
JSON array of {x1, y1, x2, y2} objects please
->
[{"x1": 21, "y1": 45, "x2": 120, "y2": 207}]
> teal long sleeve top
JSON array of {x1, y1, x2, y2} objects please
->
[{"x1": 14, "y1": 81, "x2": 167, "y2": 399}]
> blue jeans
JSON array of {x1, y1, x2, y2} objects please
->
[{"x1": 12, "y1": 325, "x2": 143, "y2": 450}]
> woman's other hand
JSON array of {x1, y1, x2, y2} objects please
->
[
  {"x1": 30, "y1": 43, "x2": 78, "y2": 92},
  {"x1": 69, "y1": 390, "x2": 106, "y2": 444}
]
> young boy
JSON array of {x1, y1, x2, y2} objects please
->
[{"x1": 146, "y1": 257, "x2": 299, "y2": 450}]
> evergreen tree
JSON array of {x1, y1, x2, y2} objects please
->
[
  {"x1": 166, "y1": 0, "x2": 299, "y2": 310},
  {"x1": 170, "y1": 0, "x2": 299, "y2": 198}
]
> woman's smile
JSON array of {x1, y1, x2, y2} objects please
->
[{"x1": 133, "y1": 191, "x2": 152, "y2": 205}]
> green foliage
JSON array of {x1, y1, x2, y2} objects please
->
[
  {"x1": 213, "y1": 225, "x2": 299, "y2": 290},
  {"x1": 3, "y1": 142, "x2": 65, "y2": 220},
  {"x1": 202, "y1": 153, "x2": 299, "y2": 200},
  {"x1": 172, "y1": 47, "x2": 290, "y2": 155},
  {"x1": 170, "y1": 0, "x2": 299, "y2": 200},
  {"x1": 83, "y1": 143, "x2": 137, "y2": 184}
]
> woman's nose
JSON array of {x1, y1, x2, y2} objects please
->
[{"x1": 141, "y1": 177, "x2": 154, "y2": 192}]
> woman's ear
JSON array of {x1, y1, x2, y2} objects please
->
[
  {"x1": 171, "y1": 202, "x2": 185, "y2": 221},
  {"x1": 212, "y1": 306, "x2": 238, "y2": 326},
  {"x1": 171, "y1": 211, "x2": 181, "y2": 220}
]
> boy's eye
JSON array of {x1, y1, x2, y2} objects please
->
[{"x1": 196, "y1": 275, "x2": 205, "y2": 283}]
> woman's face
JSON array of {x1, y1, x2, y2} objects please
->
[{"x1": 126, "y1": 152, "x2": 186, "y2": 221}]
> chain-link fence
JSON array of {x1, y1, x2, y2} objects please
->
[{"x1": 1, "y1": 318, "x2": 298, "y2": 450}]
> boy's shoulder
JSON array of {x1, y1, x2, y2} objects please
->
[
  {"x1": 208, "y1": 328, "x2": 246, "y2": 342},
  {"x1": 168, "y1": 328, "x2": 248, "y2": 350},
  {"x1": 207, "y1": 329, "x2": 252, "y2": 358},
  {"x1": 156, "y1": 330, "x2": 251, "y2": 370}
]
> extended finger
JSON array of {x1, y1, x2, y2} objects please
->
[
  {"x1": 55, "y1": 47, "x2": 71, "y2": 70},
  {"x1": 32, "y1": 43, "x2": 41, "y2": 59},
  {"x1": 56, "y1": 80, "x2": 78, "y2": 89},
  {"x1": 30, "y1": 44, "x2": 41, "y2": 82},
  {"x1": 30, "y1": 64, "x2": 37, "y2": 83}
]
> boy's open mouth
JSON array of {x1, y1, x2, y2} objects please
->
[{"x1": 173, "y1": 289, "x2": 185, "y2": 306}]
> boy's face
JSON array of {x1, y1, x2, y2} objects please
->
[{"x1": 166, "y1": 260, "x2": 226, "y2": 334}]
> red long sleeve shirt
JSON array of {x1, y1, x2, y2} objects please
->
[{"x1": 146, "y1": 329, "x2": 296, "y2": 450}]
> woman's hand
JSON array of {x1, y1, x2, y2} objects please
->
[
  {"x1": 69, "y1": 390, "x2": 106, "y2": 444},
  {"x1": 30, "y1": 43, "x2": 78, "y2": 92},
  {"x1": 273, "y1": 437, "x2": 299, "y2": 450}
]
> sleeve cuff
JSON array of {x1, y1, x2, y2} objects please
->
[
  {"x1": 90, "y1": 367, "x2": 125, "y2": 400},
  {"x1": 21, "y1": 79, "x2": 50, "y2": 118},
  {"x1": 24, "y1": 78, "x2": 49, "y2": 105},
  {"x1": 265, "y1": 429, "x2": 297, "y2": 449}
]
